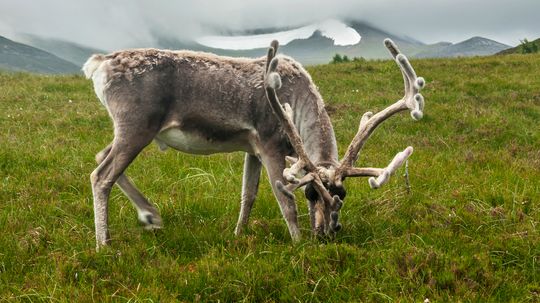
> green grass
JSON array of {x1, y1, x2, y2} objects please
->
[{"x1": 1, "y1": 54, "x2": 539, "y2": 302}]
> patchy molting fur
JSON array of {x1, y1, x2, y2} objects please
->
[
  {"x1": 83, "y1": 48, "x2": 336, "y2": 163},
  {"x1": 86, "y1": 48, "x2": 309, "y2": 84},
  {"x1": 83, "y1": 47, "x2": 340, "y2": 248}
]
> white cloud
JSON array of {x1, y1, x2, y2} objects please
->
[
  {"x1": 0, "y1": 0, "x2": 538, "y2": 49},
  {"x1": 197, "y1": 20, "x2": 361, "y2": 50}
]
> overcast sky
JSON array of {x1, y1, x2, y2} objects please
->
[{"x1": 0, "y1": 0, "x2": 539, "y2": 50}]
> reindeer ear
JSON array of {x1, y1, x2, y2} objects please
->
[
  {"x1": 266, "y1": 58, "x2": 281, "y2": 88},
  {"x1": 267, "y1": 72, "x2": 282, "y2": 90}
]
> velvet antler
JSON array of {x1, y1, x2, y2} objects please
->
[{"x1": 333, "y1": 39, "x2": 425, "y2": 188}]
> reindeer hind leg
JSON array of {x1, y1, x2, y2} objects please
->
[
  {"x1": 95, "y1": 143, "x2": 163, "y2": 230},
  {"x1": 234, "y1": 153, "x2": 262, "y2": 236},
  {"x1": 91, "y1": 127, "x2": 158, "y2": 249}
]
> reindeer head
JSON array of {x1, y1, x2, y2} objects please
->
[{"x1": 264, "y1": 39, "x2": 425, "y2": 237}]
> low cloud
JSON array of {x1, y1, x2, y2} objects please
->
[{"x1": 0, "y1": 0, "x2": 538, "y2": 50}]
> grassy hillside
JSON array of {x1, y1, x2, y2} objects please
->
[
  {"x1": 0, "y1": 36, "x2": 80, "y2": 74},
  {"x1": 19, "y1": 34, "x2": 106, "y2": 67},
  {"x1": 0, "y1": 53, "x2": 539, "y2": 301},
  {"x1": 498, "y1": 38, "x2": 540, "y2": 55}
]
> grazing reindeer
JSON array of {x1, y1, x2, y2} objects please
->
[{"x1": 83, "y1": 38, "x2": 425, "y2": 249}]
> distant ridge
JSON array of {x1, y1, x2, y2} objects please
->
[
  {"x1": 0, "y1": 20, "x2": 519, "y2": 74},
  {"x1": 183, "y1": 22, "x2": 512, "y2": 63},
  {"x1": 19, "y1": 34, "x2": 105, "y2": 66},
  {"x1": 415, "y1": 37, "x2": 511, "y2": 58},
  {"x1": 0, "y1": 35, "x2": 80, "y2": 74}
]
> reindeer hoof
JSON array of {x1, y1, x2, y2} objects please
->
[
  {"x1": 95, "y1": 235, "x2": 111, "y2": 251},
  {"x1": 138, "y1": 210, "x2": 163, "y2": 230}
]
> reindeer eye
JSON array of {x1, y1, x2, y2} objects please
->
[
  {"x1": 331, "y1": 186, "x2": 347, "y2": 200},
  {"x1": 304, "y1": 183, "x2": 318, "y2": 201}
]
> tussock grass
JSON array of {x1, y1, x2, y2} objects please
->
[{"x1": 1, "y1": 54, "x2": 539, "y2": 301}]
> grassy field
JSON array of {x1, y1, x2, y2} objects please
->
[{"x1": 1, "y1": 53, "x2": 539, "y2": 302}]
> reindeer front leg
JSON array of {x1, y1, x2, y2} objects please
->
[{"x1": 259, "y1": 148, "x2": 302, "y2": 242}]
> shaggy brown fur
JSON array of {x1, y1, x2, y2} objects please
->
[
  {"x1": 100, "y1": 49, "x2": 306, "y2": 83},
  {"x1": 84, "y1": 38, "x2": 425, "y2": 250},
  {"x1": 83, "y1": 46, "x2": 338, "y2": 249}
]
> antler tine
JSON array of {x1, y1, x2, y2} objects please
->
[
  {"x1": 385, "y1": 38, "x2": 423, "y2": 88},
  {"x1": 334, "y1": 39, "x2": 425, "y2": 189},
  {"x1": 385, "y1": 39, "x2": 426, "y2": 120},
  {"x1": 340, "y1": 147, "x2": 413, "y2": 188},
  {"x1": 385, "y1": 39, "x2": 412, "y2": 101},
  {"x1": 266, "y1": 40, "x2": 279, "y2": 72},
  {"x1": 384, "y1": 38, "x2": 400, "y2": 59},
  {"x1": 276, "y1": 173, "x2": 315, "y2": 199},
  {"x1": 368, "y1": 146, "x2": 413, "y2": 189}
]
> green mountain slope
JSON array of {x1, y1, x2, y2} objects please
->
[
  {"x1": 497, "y1": 38, "x2": 540, "y2": 55},
  {"x1": 340, "y1": 22, "x2": 425, "y2": 59},
  {"x1": 0, "y1": 35, "x2": 80, "y2": 74},
  {"x1": 19, "y1": 34, "x2": 105, "y2": 66},
  {"x1": 1, "y1": 21, "x2": 516, "y2": 73}
]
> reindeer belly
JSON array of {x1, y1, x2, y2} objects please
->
[{"x1": 155, "y1": 128, "x2": 252, "y2": 155}]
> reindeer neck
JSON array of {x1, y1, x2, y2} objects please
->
[{"x1": 288, "y1": 80, "x2": 338, "y2": 167}]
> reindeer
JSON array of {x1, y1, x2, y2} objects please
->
[{"x1": 83, "y1": 39, "x2": 425, "y2": 249}]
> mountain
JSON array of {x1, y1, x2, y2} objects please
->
[
  {"x1": 152, "y1": 21, "x2": 426, "y2": 65},
  {"x1": 19, "y1": 34, "x2": 105, "y2": 66},
  {"x1": 415, "y1": 37, "x2": 511, "y2": 58},
  {"x1": 0, "y1": 21, "x2": 516, "y2": 74},
  {"x1": 262, "y1": 22, "x2": 427, "y2": 64},
  {"x1": 280, "y1": 31, "x2": 341, "y2": 65},
  {"x1": 497, "y1": 38, "x2": 540, "y2": 55},
  {"x1": 186, "y1": 22, "x2": 511, "y2": 64},
  {"x1": 0, "y1": 35, "x2": 80, "y2": 74},
  {"x1": 339, "y1": 21, "x2": 425, "y2": 59}
]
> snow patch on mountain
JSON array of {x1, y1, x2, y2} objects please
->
[{"x1": 196, "y1": 19, "x2": 361, "y2": 50}]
